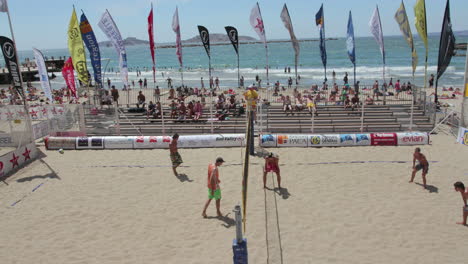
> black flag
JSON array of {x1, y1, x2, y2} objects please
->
[
  {"x1": 224, "y1": 26, "x2": 239, "y2": 55},
  {"x1": 197, "y1": 25, "x2": 210, "y2": 58},
  {"x1": 0, "y1": 36, "x2": 24, "y2": 99},
  {"x1": 436, "y1": 0, "x2": 456, "y2": 81}
]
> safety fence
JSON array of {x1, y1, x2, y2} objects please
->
[{"x1": 90, "y1": 84, "x2": 419, "y2": 108}]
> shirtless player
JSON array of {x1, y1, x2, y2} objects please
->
[
  {"x1": 169, "y1": 133, "x2": 183, "y2": 176},
  {"x1": 453, "y1": 182, "x2": 468, "y2": 225},
  {"x1": 409, "y1": 147, "x2": 429, "y2": 189}
]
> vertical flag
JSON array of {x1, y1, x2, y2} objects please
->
[
  {"x1": 346, "y1": 11, "x2": 356, "y2": 87},
  {"x1": 369, "y1": 5, "x2": 386, "y2": 87},
  {"x1": 395, "y1": 1, "x2": 418, "y2": 77},
  {"x1": 80, "y1": 12, "x2": 102, "y2": 86},
  {"x1": 225, "y1": 26, "x2": 240, "y2": 87},
  {"x1": 0, "y1": 36, "x2": 23, "y2": 98},
  {"x1": 32, "y1": 48, "x2": 53, "y2": 102},
  {"x1": 62, "y1": 57, "x2": 77, "y2": 98},
  {"x1": 250, "y1": 3, "x2": 266, "y2": 47},
  {"x1": 280, "y1": 4, "x2": 300, "y2": 83},
  {"x1": 435, "y1": 0, "x2": 456, "y2": 103},
  {"x1": 148, "y1": 3, "x2": 156, "y2": 84},
  {"x1": 0, "y1": 0, "x2": 7, "y2": 12},
  {"x1": 346, "y1": 11, "x2": 356, "y2": 66},
  {"x1": 224, "y1": 26, "x2": 239, "y2": 55},
  {"x1": 68, "y1": 7, "x2": 88, "y2": 85},
  {"x1": 250, "y1": 2, "x2": 269, "y2": 85},
  {"x1": 197, "y1": 26, "x2": 210, "y2": 58},
  {"x1": 98, "y1": 10, "x2": 128, "y2": 88},
  {"x1": 172, "y1": 7, "x2": 183, "y2": 69},
  {"x1": 414, "y1": 0, "x2": 428, "y2": 86},
  {"x1": 315, "y1": 4, "x2": 327, "y2": 80},
  {"x1": 197, "y1": 25, "x2": 212, "y2": 84}
]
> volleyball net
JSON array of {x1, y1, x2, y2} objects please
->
[{"x1": 242, "y1": 110, "x2": 255, "y2": 232}]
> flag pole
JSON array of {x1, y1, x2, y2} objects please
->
[
  {"x1": 5, "y1": 0, "x2": 33, "y2": 142},
  {"x1": 265, "y1": 45, "x2": 270, "y2": 87},
  {"x1": 237, "y1": 53, "x2": 240, "y2": 88},
  {"x1": 180, "y1": 66, "x2": 184, "y2": 87},
  {"x1": 461, "y1": 47, "x2": 468, "y2": 127}
]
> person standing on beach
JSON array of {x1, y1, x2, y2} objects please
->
[
  {"x1": 244, "y1": 86, "x2": 258, "y2": 121},
  {"x1": 138, "y1": 78, "x2": 143, "y2": 89},
  {"x1": 215, "y1": 77, "x2": 219, "y2": 89},
  {"x1": 453, "y1": 181, "x2": 468, "y2": 225},
  {"x1": 201, "y1": 77, "x2": 204, "y2": 89},
  {"x1": 144, "y1": 78, "x2": 147, "y2": 88},
  {"x1": 107, "y1": 78, "x2": 111, "y2": 89},
  {"x1": 111, "y1": 86, "x2": 119, "y2": 105},
  {"x1": 263, "y1": 153, "x2": 281, "y2": 189},
  {"x1": 429, "y1": 74, "x2": 434, "y2": 88},
  {"x1": 409, "y1": 147, "x2": 429, "y2": 189},
  {"x1": 202, "y1": 157, "x2": 225, "y2": 218},
  {"x1": 169, "y1": 133, "x2": 183, "y2": 176}
]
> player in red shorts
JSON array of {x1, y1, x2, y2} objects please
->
[{"x1": 263, "y1": 153, "x2": 281, "y2": 189}]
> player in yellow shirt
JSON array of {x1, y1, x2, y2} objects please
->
[{"x1": 244, "y1": 86, "x2": 259, "y2": 121}]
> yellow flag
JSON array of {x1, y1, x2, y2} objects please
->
[
  {"x1": 68, "y1": 8, "x2": 88, "y2": 85},
  {"x1": 395, "y1": 1, "x2": 418, "y2": 75},
  {"x1": 414, "y1": 0, "x2": 428, "y2": 52}
]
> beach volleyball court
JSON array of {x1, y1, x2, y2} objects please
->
[{"x1": 0, "y1": 135, "x2": 467, "y2": 263}]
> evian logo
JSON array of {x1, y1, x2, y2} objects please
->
[
  {"x1": 402, "y1": 135, "x2": 424, "y2": 142},
  {"x1": 2, "y1": 42, "x2": 14, "y2": 59}
]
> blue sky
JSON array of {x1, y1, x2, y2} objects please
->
[{"x1": 1, "y1": 0, "x2": 467, "y2": 50}]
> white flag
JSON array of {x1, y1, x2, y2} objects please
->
[
  {"x1": 250, "y1": 3, "x2": 267, "y2": 47},
  {"x1": 172, "y1": 7, "x2": 183, "y2": 67},
  {"x1": 280, "y1": 4, "x2": 300, "y2": 58},
  {"x1": 0, "y1": 0, "x2": 8, "y2": 13},
  {"x1": 369, "y1": 6, "x2": 385, "y2": 64},
  {"x1": 98, "y1": 10, "x2": 128, "y2": 87},
  {"x1": 32, "y1": 48, "x2": 53, "y2": 102}
]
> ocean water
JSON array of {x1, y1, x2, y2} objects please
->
[{"x1": 14, "y1": 35, "x2": 468, "y2": 90}]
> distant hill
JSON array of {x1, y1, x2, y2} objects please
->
[
  {"x1": 99, "y1": 37, "x2": 149, "y2": 48},
  {"x1": 183, "y1": 34, "x2": 257, "y2": 43},
  {"x1": 428, "y1": 30, "x2": 468, "y2": 37},
  {"x1": 98, "y1": 34, "x2": 258, "y2": 48}
]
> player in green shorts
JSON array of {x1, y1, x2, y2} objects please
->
[{"x1": 202, "y1": 157, "x2": 224, "y2": 218}]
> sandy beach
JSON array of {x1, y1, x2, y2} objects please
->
[{"x1": 0, "y1": 133, "x2": 466, "y2": 263}]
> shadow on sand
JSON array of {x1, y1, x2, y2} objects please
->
[
  {"x1": 415, "y1": 183, "x2": 438, "y2": 193},
  {"x1": 266, "y1": 187, "x2": 291, "y2": 200},
  {"x1": 175, "y1": 173, "x2": 193, "y2": 182},
  {"x1": 205, "y1": 213, "x2": 236, "y2": 228}
]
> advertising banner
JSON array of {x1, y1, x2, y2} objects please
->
[
  {"x1": 260, "y1": 134, "x2": 277, "y2": 147},
  {"x1": 320, "y1": 134, "x2": 341, "y2": 147},
  {"x1": 45, "y1": 137, "x2": 77, "y2": 150},
  {"x1": 276, "y1": 134, "x2": 308, "y2": 147},
  {"x1": 396, "y1": 132, "x2": 429, "y2": 146},
  {"x1": 76, "y1": 137, "x2": 104, "y2": 149},
  {"x1": 133, "y1": 136, "x2": 171, "y2": 149},
  {"x1": 370, "y1": 133, "x2": 397, "y2": 146},
  {"x1": 0, "y1": 142, "x2": 38, "y2": 178},
  {"x1": 178, "y1": 134, "x2": 245, "y2": 148},
  {"x1": 355, "y1": 134, "x2": 372, "y2": 146},
  {"x1": 457, "y1": 127, "x2": 468, "y2": 145},
  {"x1": 104, "y1": 136, "x2": 134, "y2": 149},
  {"x1": 338, "y1": 134, "x2": 356, "y2": 146}
]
